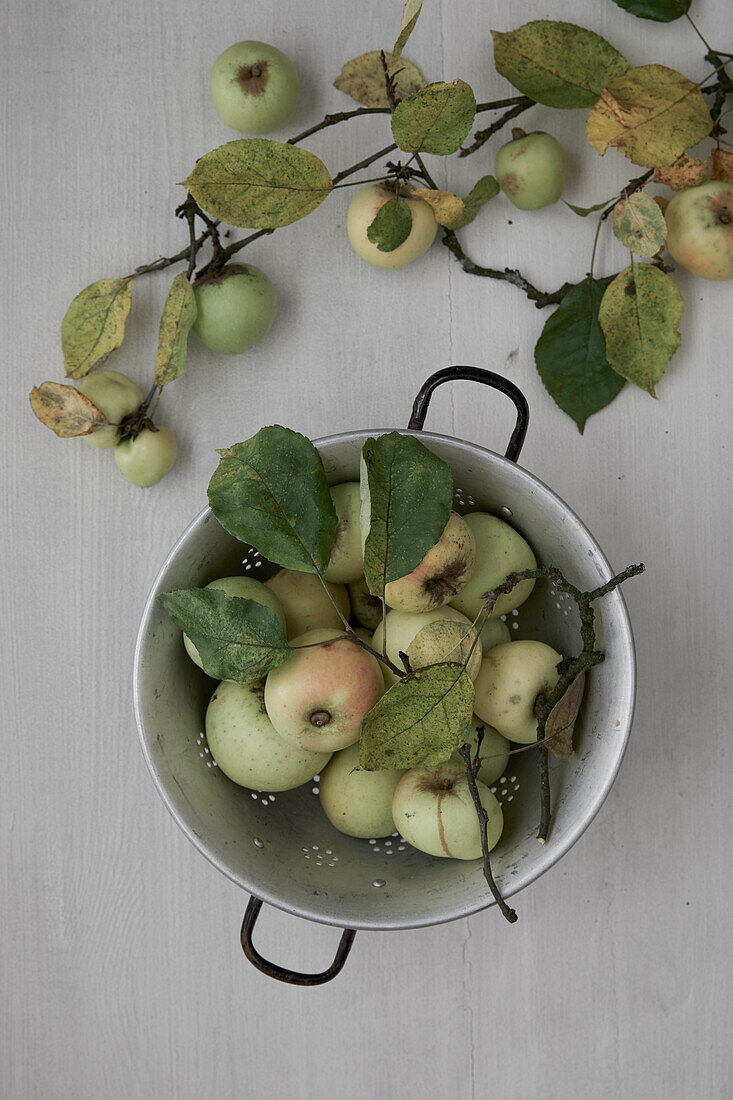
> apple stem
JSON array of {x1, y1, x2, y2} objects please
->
[
  {"x1": 459, "y1": 98, "x2": 535, "y2": 158},
  {"x1": 458, "y1": 743, "x2": 517, "y2": 923}
]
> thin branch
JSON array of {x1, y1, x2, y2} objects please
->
[
  {"x1": 459, "y1": 98, "x2": 535, "y2": 158},
  {"x1": 287, "y1": 106, "x2": 390, "y2": 145},
  {"x1": 332, "y1": 141, "x2": 399, "y2": 185},
  {"x1": 441, "y1": 230, "x2": 575, "y2": 309},
  {"x1": 459, "y1": 743, "x2": 517, "y2": 923}
]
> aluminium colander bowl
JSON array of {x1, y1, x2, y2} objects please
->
[{"x1": 133, "y1": 367, "x2": 636, "y2": 984}]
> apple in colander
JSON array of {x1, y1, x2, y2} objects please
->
[
  {"x1": 473, "y1": 640, "x2": 563, "y2": 743},
  {"x1": 392, "y1": 760, "x2": 503, "y2": 859}
]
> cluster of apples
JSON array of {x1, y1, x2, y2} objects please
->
[{"x1": 185, "y1": 481, "x2": 564, "y2": 862}]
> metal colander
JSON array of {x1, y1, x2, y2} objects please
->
[{"x1": 133, "y1": 368, "x2": 636, "y2": 984}]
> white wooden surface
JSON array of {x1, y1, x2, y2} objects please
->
[{"x1": 3, "y1": 1, "x2": 732, "y2": 1096}]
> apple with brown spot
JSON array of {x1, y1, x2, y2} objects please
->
[
  {"x1": 384, "y1": 512, "x2": 476, "y2": 613},
  {"x1": 392, "y1": 761, "x2": 503, "y2": 859},
  {"x1": 665, "y1": 180, "x2": 733, "y2": 281}
]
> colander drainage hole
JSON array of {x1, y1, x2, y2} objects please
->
[
  {"x1": 312, "y1": 786, "x2": 319, "y2": 794},
  {"x1": 372, "y1": 879, "x2": 386, "y2": 888},
  {"x1": 252, "y1": 837, "x2": 264, "y2": 849}
]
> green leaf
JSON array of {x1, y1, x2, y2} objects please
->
[
  {"x1": 366, "y1": 197, "x2": 413, "y2": 251},
  {"x1": 360, "y1": 431, "x2": 453, "y2": 598},
  {"x1": 29, "y1": 381, "x2": 108, "y2": 437},
  {"x1": 453, "y1": 175, "x2": 500, "y2": 227},
  {"x1": 598, "y1": 264, "x2": 684, "y2": 397},
  {"x1": 334, "y1": 51, "x2": 425, "y2": 107},
  {"x1": 564, "y1": 199, "x2": 612, "y2": 217},
  {"x1": 611, "y1": 0, "x2": 691, "y2": 22},
  {"x1": 157, "y1": 588, "x2": 290, "y2": 683},
  {"x1": 491, "y1": 21, "x2": 629, "y2": 109},
  {"x1": 361, "y1": 663, "x2": 475, "y2": 770},
  {"x1": 154, "y1": 274, "x2": 198, "y2": 387},
  {"x1": 535, "y1": 276, "x2": 626, "y2": 433},
  {"x1": 391, "y1": 80, "x2": 476, "y2": 155},
  {"x1": 208, "y1": 425, "x2": 338, "y2": 573},
  {"x1": 586, "y1": 65, "x2": 712, "y2": 168},
  {"x1": 612, "y1": 192, "x2": 667, "y2": 257},
  {"x1": 61, "y1": 278, "x2": 132, "y2": 379},
  {"x1": 393, "y1": 0, "x2": 423, "y2": 63},
  {"x1": 182, "y1": 140, "x2": 333, "y2": 229}
]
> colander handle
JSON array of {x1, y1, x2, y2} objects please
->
[
  {"x1": 241, "y1": 896, "x2": 357, "y2": 985},
  {"x1": 408, "y1": 366, "x2": 529, "y2": 462}
]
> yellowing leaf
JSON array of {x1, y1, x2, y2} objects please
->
[
  {"x1": 391, "y1": 79, "x2": 476, "y2": 155},
  {"x1": 393, "y1": 0, "x2": 423, "y2": 63},
  {"x1": 653, "y1": 152, "x2": 711, "y2": 190},
  {"x1": 29, "y1": 381, "x2": 108, "y2": 437},
  {"x1": 333, "y1": 51, "x2": 425, "y2": 107},
  {"x1": 586, "y1": 64, "x2": 713, "y2": 168},
  {"x1": 711, "y1": 148, "x2": 733, "y2": 184},
  {"x1": 492, "y1": 21, "x2": 629, "y2": 109},
  {"x1": 612, "y1": 192, "x2": 667, "y2": 256},
  {"x1": 411, "y1": 187, "x2": 465, "y2": 227},
  {"x1": 61, "y1": 278, "x2": 132, "y2": 379},
  {"x1": 183, "y1": 140, "x2": 333, "y2": 229},
  {"x1": 154, "y1": 274, "x2": 198, "y2": 387},
  {"x1": 598, "y1": 264, "x2": 684, "y2": 396}
]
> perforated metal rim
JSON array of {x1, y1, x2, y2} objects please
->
[{"x1": 133, "y1": 428, "x2": 636, "y2": 931}]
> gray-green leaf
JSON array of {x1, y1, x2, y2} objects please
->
[
  {"x1": 393, "y1": 0, "x2": 423, "y2": 63},
  {"x1": 535, "y1": 276, "x2": 625, "y2": 433},
  {"x1": 611, "y1": 0, "x2": 691, "y2": 22},
  {"x1": 182, "y1": 140, "x2": 333, "y2": 229},
  {"x1": 564, "y1": 199, "x2": 612, "y2": 217},
  {"x1": 360, "y1": 431, "x2": 453, "y2": 598},
  {"x1": 157, "y1": 588, "x2": 290, "y2": 682},
  {"x1": 453, "y1": 175, "x2": 500, "y2": 227},
  {"x1": 391, "y1": 80, "x2": 477, "y2": 155},
  {"x1": 360, "y1": 663, "x2": 475, "y2": 770},
  {"x1": 154, "y1": 274, "x2": 197, "y2": 387},
  {"x1": 366, "y1": 198, "x2": 413, "y2": 252},
  {"x1": 208, "y1": 425, "x2": 338, "y2": 573}
]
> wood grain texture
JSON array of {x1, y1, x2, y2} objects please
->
[{"x1": 2, "y1": 1, "x2": 732, "y2": 1097}]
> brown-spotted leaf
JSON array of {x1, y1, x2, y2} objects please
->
[
  {"x1": 154, "y1": 273, "x2": 198, "y2": 387},
  {"x1": 405, "y1": 619, "x2": 482, "y2": 681},
  {"x1": 544, "y1": 673, "x2": 585, "y2": 758},
  {"x1": 393, "y1": 0, "x2": 423, "y2": 63},
  {"x1": 29, "y1": 381, "x2": 108, "y2": 437},
  {"x1": 333, "y1": 51, "x2": 425, "y2": 108},
  {"x1": 391, "y1": 79, "x2": 476, "y2": 155},
  {"x1": 411, "y1": 187, "x2": 465, "y2": 227},
  {"x1": 711, "y1": 148, "x2": 733, "y2": 184},
  {"x1": 598, "y1": 264, "x2": 684, "y2": 396},
  {"x1": 653, "y1": 152, "x2": 711, "y2": 190},
  {"x1": 612, "y1": 192, "x2": 667, "y2": 257},
  {"x1": 586, "y1": 65, "x2": 712, "y2": 168},
  {"x1": 61, "y1": 278, "x2": 132, "y2": 379}
]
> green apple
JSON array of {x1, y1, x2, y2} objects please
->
[
  {"x1": 473, "y1": 640, "x2": 562, "y2": 743},
  {"x1": 392, "y1": 761, "x2": 503, "y2": 859},
  {"x1": 205, "y1": 679, "x2": 330, "y2": 791},
  {"x1": 347, "y1": 577, "x2": 382, "y2": 632},
  {"x1": 450, "y1": 512, "x2": 536, "y2": 621},
  {"x1": 77, "y1": 370, "x2": 142, "y2": 448},
  {"x1": 319, "y1": 742, "x2": 404, "y2": 838},
  {"x1": 114, "y1": 425, "x2": 177, "y2": 487},
  {"x1": 192, "y1": 264, "x2": 276, "y2": 354},
  {"x1": 665, "y1": 180, "x2": 733, "y2": 280},
  {"x1": 183, "y1": 576, "x2": 286, "y2": 671},
  {"x1": 264, "y1": 569, "x2": 349, "y2": 639},
  {"x1": 494, "y1": 130, "x2": 565, "y2": 211},
  {"x1": 323, "y1": 483, "x2": 363, "y2": 583},
  {"x1": 210, "y1": 40, "x2": 299, "y2": 134},
  {"x1": 372, "y1": 606, "x2": 481, "y2": 688},
  {"x1": 347, "y1": 182, "x2": 438, "y2": 269},
  {"x1": 479, "y1": 617, "x2": 511, "y2": 653},
  {"x1": 380, "y1": 512, "x2": 476, "y2": 613},
  {"x1": 264, "y1": 628, "x2": 385, "y2": 752},
  {"x1": 451, "y1": 716, "x2": 510, "y2": 787}
]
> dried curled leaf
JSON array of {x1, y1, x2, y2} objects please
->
[
  {"x1": 154, "y1": 274, "x2": 197, "y2": 387},
  {"x1": 598, "y1": 264, "x2": 684, "y2": 396},
  {"x1": 411, "y1": 187, "x2": 465, "y2": 227},
  {"x1": 612, "y1": 192, "x2": 667, "y2": 257},
  {"x1": 492, "y1": 21, "x2": 629, "y2": 109},
  {"x1": 366, "y1": 197, "x2": 413, "y2": 251},
  {"x1": 711, "y1": 148, "x2": 733, "y2": 185},
  {"x1": 61, "y1": 278, "x2": 132, "y2": 379},
  {"x1": 29, "y1": 381, "x2": 108, "y2": 437},
  {"x1": 391, "y1": 79, "x2": 476, "y2": 155},
  {"x1": 182, "y1": 140, "x2": 333, "y2": 229},
  {"x1": 333, "y1": 51, "x2": 425, "y2": 108},
  {"x1": 393, "y1": 0, "x2": 423, "y2": 63},
  {"x1": 586, "y1": 64, "x2": 713, "y2": 168},
  {"x1": 653, "y1": 152, "x2": 711, "y2": 190},
  {"x1": 544, "y1": 673, "x2": 585, "y2": 758}
]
